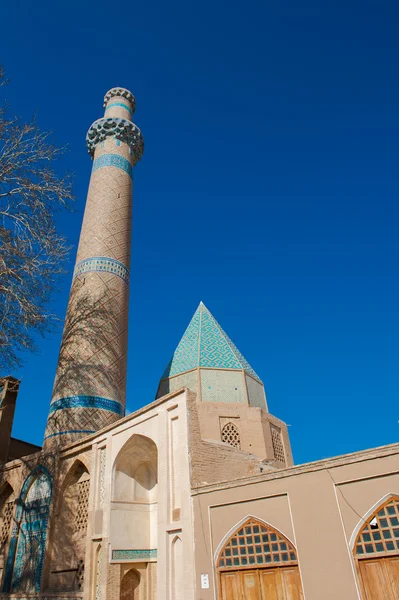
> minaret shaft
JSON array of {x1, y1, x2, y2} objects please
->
[{"x1": 44, "y1": 88, "x2": 143, "y2": 448}]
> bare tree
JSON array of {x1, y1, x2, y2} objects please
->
[{"x1": 0, "y1": 66, "x2": 74, "y2": 372}]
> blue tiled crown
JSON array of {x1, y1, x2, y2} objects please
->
[{"x1": 161, "y1": 302, "x2": 261, "y2": 382}]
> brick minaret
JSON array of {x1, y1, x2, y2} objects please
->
[{"x1": 44, "y1": 88, "x2": 143, "y2": 448}]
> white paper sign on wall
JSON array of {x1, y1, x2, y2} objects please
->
[{"x1": 201, "y1": 574, "x2": 209, "y2": 589}]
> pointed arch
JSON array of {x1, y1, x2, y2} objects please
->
[
  {"x1": 120, "y1": 568, "x2": 140, "y2": 600},
  {"x1": 3, "y1": 465, "x2": 52, "y2": 593},
  {"x1": 216, "y1": 516, "x2": 298, "y2": 571},
  {"x1": 353, "y1": 494, "x2": 399, "y2": 558},
  {"x1": 113, "y1": 434, "x2": 158, "y2": 502},
  {"x1": 61, "y1": 458, "x2": 90, "y2": 494}
]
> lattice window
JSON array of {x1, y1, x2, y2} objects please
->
[
  {"x1": 221, "y1": 422, "x2": 241, "y2": 449},
  {"x1": 217, "y1": 518, "x2": 297, "y2": 570},
  {"x1": 0, "y1": 500, "x2": 14, "y2": 549},
  {"x1": 271, "y1": 426, "x2": 285, "y2": 463},
  {"x1": 354, "y1": 497, "x2": 399, "y2": 558},
  {"x1": 74, "y1": 478, "x2": 90, "y2": 533}
]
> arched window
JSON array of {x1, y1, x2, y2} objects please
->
[
  {"x1": 354, "y1": 496, "x2": 399, "y2": 600},
  {"x1": 221, "y1": 422, "x2": 241, "y2": 449},
  {"x1": 120, "y1": 568, "x2": 140, "y2": 600},
  {"x1": 4, "y1": 467, "x2": 52, "y2": 594},
  {"x1": 216, "y1": 518, "x2": 303, "y2": 600},
  {"x1": 354, "y1": 496, "x2": 399, "y2": 558},
  {"x1": 217, "y1": 518, "x2": 297, "y2": 570}
]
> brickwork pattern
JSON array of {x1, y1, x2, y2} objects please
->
[
  {"x1": 45, "y1": 88, "x2": 143, "y2": 447},
  {"x1": 186, "y1": 391, "x2": 262, "y2": 487}
]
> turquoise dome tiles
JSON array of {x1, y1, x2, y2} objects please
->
[
  {"x1": 162, "y1": 302, "x2": 261, "y2": 382},
  {"x1": 162, "y1": 307, "x2": 200, "y2": 377}
]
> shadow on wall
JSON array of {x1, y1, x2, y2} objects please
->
[
  {"x1": 51, "y1": 278, "x2": 127, "y2": 404},
  {"x1": 48, "y1": 459, "x2": 90, "y2": 592}
]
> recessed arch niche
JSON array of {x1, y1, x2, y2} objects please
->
[
  {"x1": 111, "y1": 434, "x2": 158, "y2": 551},
  {"x1": 120, "y1": 568, "x2": 140, "y2": 600},
  {"x1": 48, "y1": 459, "x2": 90, "y2": 592}
]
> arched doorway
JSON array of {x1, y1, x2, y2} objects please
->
[
  {"x1": 120, "y1": 569, "x2": 140, "y2": 600},
  {"x1": 217, "y1": 517, "x2": 303, "y2": 600},
  {"x1": 354, "y1": 496, "x2": 399, "y2": 599}
]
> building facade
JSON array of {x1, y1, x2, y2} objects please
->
[{"x1": 0, "y1": 88, "x2": 398, "y2": 600}]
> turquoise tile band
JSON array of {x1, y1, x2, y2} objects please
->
[
  {"x1": 105, "y1": 102, "x2": 133, "y2": 117},
  {"x1": 49, "y1": 395, "x2": 125, "y2": 416},
  {"x1": 74, "y1": 256, "x2": 129, "y2": 283},
  {"x1": 92, "y1": 153, "x2": 132, "y2": 177},
  {"x1": 112, "y1": 549, "x2": 157, "y2": 560},
  {"x1": 44, "y1": 429, "x2": 95, "y2": 440}
]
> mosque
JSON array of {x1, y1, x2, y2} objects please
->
[{"x1": 0, "y1": 88, "x2": 398, "y2": 600}]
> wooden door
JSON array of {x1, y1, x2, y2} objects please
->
[
  {"x1": 385, "y1": 556, "x2": 399, "y2": 597},
  {"x1": 241, "y1": 570, "x2": 261, "y2": 600},
  {"x1": 259, "y1": 569, "x2": 282, "y2": 600},
  {"x1": 220, "y1": 566, "x2": 303, "y2": 600},
  {"x1": 359, "y1": 558, "x2": 399, "y2": 600},
  {"x1": 280, "y1": 567, "x2": 304, "y2": 600},
  {"x1": 220, "y1": 571, "x2": 241, "y2": 600}
]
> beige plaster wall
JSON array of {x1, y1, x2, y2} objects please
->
[{"x1": 191, "y1": 443, "x2": 399, "y2": 600}]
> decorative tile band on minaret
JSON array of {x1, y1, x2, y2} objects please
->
[{"x1": 43, "y1": 87, "x2": 144, "y2": 448}]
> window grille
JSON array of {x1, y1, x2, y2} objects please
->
[
  {"x1": 271, "y1": 426, "x2": 285, "y2": 463},
  {"x1": 74, "y1": 478, "x2": 90, "y2": 533},
  {"x1": 0, "y1": 501, "x2": 14, "y2": 549},
  {"x1": 217, "y1": 518, "x2": 297, "y2": 570},
  {"x1": 354, "y1": 497, "x2": 399, "y2": 558},
  {"x1": 221, "y1": 422, "x2": 241, "y2": 449}
]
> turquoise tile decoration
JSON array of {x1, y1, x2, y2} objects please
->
[
  {"x1": 74, "y1": 256, "x2": 129, "y2": 283},
  {"x1": 112, "y1": 549, "x2": 157, "y2": 560},
  {"x1": 3, "y1": 467, "x2": 52, "y2": 594},
  {"x1": 92, "y1": 153, "x2": 132, "y2": 178},
  {"x1": 162, "y1": 302, "x2": 261, "y2": 382}
]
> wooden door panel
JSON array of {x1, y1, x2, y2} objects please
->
[
  {"x1": 220, "y1": 572, "x2": 241, "y2": 600},
  {"x1": 280, "y1": 567, "x2": 303, "y2": 600},
  {"x1": 359, "y1": 559, "x2": 390, "y2": 600},
  {"x1": 241, "y1": 570, "x2": 261, "y2": 600},
  {"x1": 385, "y1": 556, "x2": 399, "y2": 598},
  {"x1": 259, "y1": 568, "x2": 282, "y2": 600}
]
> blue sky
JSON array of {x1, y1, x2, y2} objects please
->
[{"x1": 1, "y1": 0, "x2": 398, "y2": 464}]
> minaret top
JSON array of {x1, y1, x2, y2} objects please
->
[
  {"x1": 86, "y1": 87, "x2": 144, "y2": 162},
  {"x1": 103, "y1": 87, "x2": 136, "y2": 113}
]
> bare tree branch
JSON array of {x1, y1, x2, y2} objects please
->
[{"x1": 0, "y1": 66, "x2": 74, "y2": 372}]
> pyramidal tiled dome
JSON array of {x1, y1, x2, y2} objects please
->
[{"x1": 162, "y1": 302, "x2": 261, "y2": 382}]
